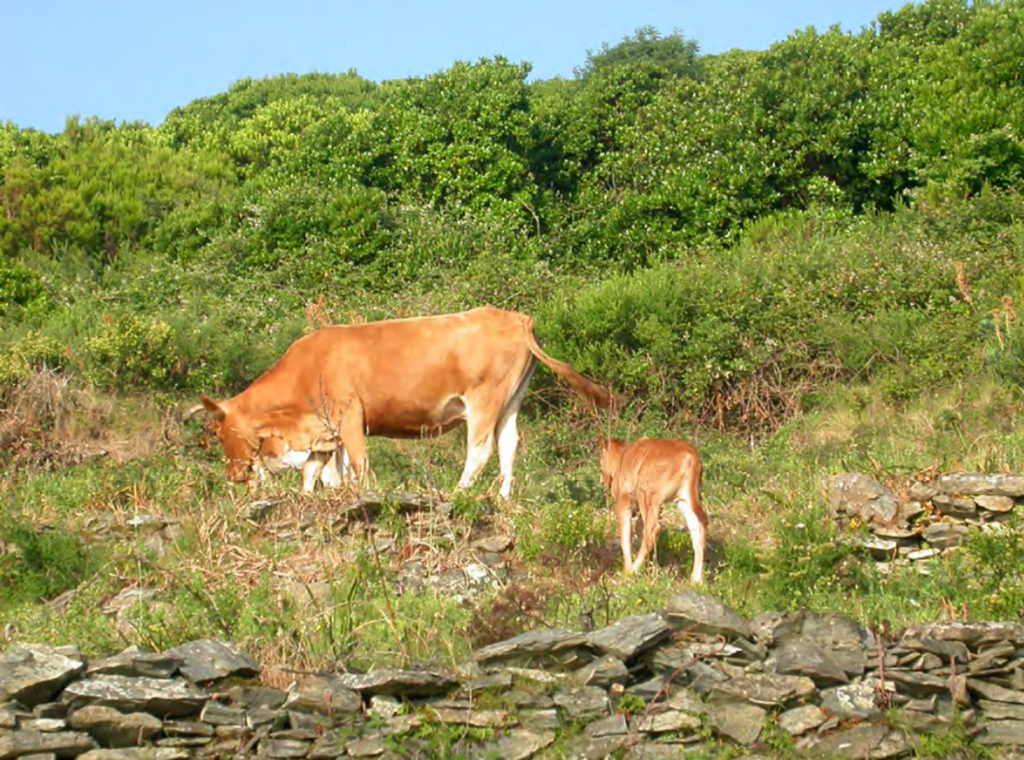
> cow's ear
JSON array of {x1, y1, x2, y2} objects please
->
[{"x1": 200, "y1": 394, "x2": 226, "y2": 421}]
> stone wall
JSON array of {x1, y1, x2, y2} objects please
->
[
  {"x1": 829, "y1": 471, "x2": 1024, "y2": 568},
  {"x1": 5, "y1": 589, "x2": 1024, "y2": 759}
]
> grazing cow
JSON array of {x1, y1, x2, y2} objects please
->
[
  {"x1": 196, "y1": 307, "x2": 620, "y2": 498},
  {"x1": 598, "y1": 436, "x2": 706, "y2": 583}
]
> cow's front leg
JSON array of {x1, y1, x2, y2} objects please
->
[
  {"x1": 338, "y1": 406, "x2": 369, "y2": 488},
  {"x1": 301, "y1": 454, "x2": 327, "y2": 492}
]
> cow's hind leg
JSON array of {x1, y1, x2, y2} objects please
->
[
  {"x1": 676, "y1": 481, "x2": 707, "y2": 584},
  {"x1": 630, "y1": 493, "x2": 660, "y2": 574},
  {"x1": 495, "y1": 365, "x2": 534, "y2": 499},
  {"x1": 457, "y1": 409, "x2": 495, "y2": 492},
  {"x1": 617, "y1": 493, "x2": 636, "y2": 574}
]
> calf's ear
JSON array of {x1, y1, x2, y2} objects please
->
[{"x1": 200, "y1": 394, "x2": 227, "y2": 421}]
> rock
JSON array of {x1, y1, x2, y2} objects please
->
[
  {"x1": 0, "y1": 645, "x2": 85, "y2": 707},
  {"x1": 979, "y1": 699, "x2": 1024, "y2": 720},
  {"x1": 936, "y1": 473, "x2": 1024, "y2": 497},
  {"x1": 976, "y1": 494, "x2": 1015, "y2": 513},
  {"x1": 341, "y1": 734, "x2": 384, "y2": 757},
  {"x1": 68, "y1": 704, "x2": 162, "y2": 748},
  {"x1": 705, "y1": 701, "x2": 765, "y2": 745},
  {"x1": 968, "y1": 679, "x2": 1024, "y2": 705},
  {"x1": 586, "y1": 613, "x2": 671, "y2": 660},
  {"x1": 60, "y1": 675, "x2": 207, "y2": 717},
  {"x1": 0, "y1": 729, "x2": 96, "y2": 759},
  {"x1": 829, "y1": 473, "x2": 899, "y2": 525},
  {"x1": 772, "y1": 639, "x2": 849, "y2": 684},
  {"x1": 662, "y1": 591, "x2": 750, "y2": 639},
  {"x1": 900, "y1": 621, "x2": 1024, "y2": 647},
  {"x1": 331, "y1": 668, "x2": 457, "y2": 697},
  {"x1": 284, "y1": 675, "x2": 362, "y2": 714},
  {"x1": 573, "y1": 655, "x2": 628, "y2": 688},
  {"x1": 161, "y1": 640, "x2": 258, "y2": 683},
  {"x1": 473, "y1": 629, "x2": 589, "y2": 663},
  {"x1": 931, "y1": 493, "x2": 978, "y2": 517},
  {"x1": 479, "y1": 729, "x2": 556, "y2": 760},
  {"x1": 635, "y1": 706, "x2": 702, "y2": 734},
  {"x1": 799, "y1": 723, "x2": 911, "y2": 758},
  {"x1": 79, "y1": 750, "x2": 190, "y2": 760},
  {"x1": 770, "y1": 611, "x2": 872, "y2": 677},
  {"x1": 552, "y1": 686, "x2": 609, "y2": 719},
  {"x1": 710, "y1": 672, "x2": 816, "y2": 707},
  {"x1": 820, "y1": 681, "x2": 883, "y2": 719},
  {"x1": 909, "y1": 481, "x2": 938, "y2": 501},
  {"x1": 922, "y1": 521, "x2": 969, "y2": 548},
  {"x1": 777, "y1": 703, "x2": 827, "y2": 735},
  {"x1": 426, "y1": 703, "x2": 512, "y2": 727},
  {"x1": 260, "y1": 738, "x2": 312, "y2": 758},
  {"x1": 470, "y1": 534, "x2": 514, "y2": 553},
  {"x1": 87, "y1": 647, "x2": 182, "y2": 679}
]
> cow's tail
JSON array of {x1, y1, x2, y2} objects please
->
[{"x1": 523, "y1": 317, "x2": 625, "y2": 411}]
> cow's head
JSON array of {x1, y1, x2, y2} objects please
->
[{"x1": 200, "y1": 394, "x2": 261, "y2": 483}]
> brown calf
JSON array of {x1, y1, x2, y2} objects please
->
[{"x1": 598, "y1": 436, "x2": 707, "y2": 583}]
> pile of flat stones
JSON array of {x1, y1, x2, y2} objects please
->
[
  {"x1": 5, "y1": 590, "x2": 1024, "y2": 759},
  {"x1": 830, "y1": 472, "x2": 1024, "y2": 570}
]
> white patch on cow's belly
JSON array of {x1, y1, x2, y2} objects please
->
[{"x1": 281, "y1": 449, "x2": 312, "y2": 467}]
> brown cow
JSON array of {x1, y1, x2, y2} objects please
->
[
  {"x1": 198, "y1": 307, "x2": 619, "y2": 498},
  {"x1": 598, "y1": 436, "x2": 706, "y2": 583}
]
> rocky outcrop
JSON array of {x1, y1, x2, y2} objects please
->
[{"x1": 5, "y1": 593, "x2": 1024, "y2": 758}]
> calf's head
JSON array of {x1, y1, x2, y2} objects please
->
[{"x1": 598, "y1": 435, "x2": 626, "y2": 490}]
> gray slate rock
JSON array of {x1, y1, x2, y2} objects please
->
[
  {"x1": 978, "y1": 719, "x2": 1024, "y2": 746},
  {"x1": 820, "y1": 681, "x2": 883, "y2": 719},
  {"x1": 711, "y1": 672, "x2": 816, "y2": 707},
  {"x1": 573, "y1": 655, "x2": 628, "y2": 688},
  {"x1": 78, "y1": 750, "x2": 190, "y2": 760},
  {"x1": 705, "y1": 701, "x2": 765, "y2": 745},
  {"x1": 777, "y1": 703, "x2": 827, "y2": 735},
  {"x1": 772, "y1": 639, "x2": 849, "y2": 684},
  {"x1": 473, "y1": 628, "x2": 589, "y2": 663},
  {"x1": 87, "y1": 646, "x2": 182, "y2": 679},
  {"x1": 60, "y1": 675, "x2": 207, "y2": 718},
  {"x1": 68, "y1": 704, "x2": 162, "y2": 748},
  {"x1": 829, "y1": 473, "x2": 899, "y2": 525},
  {"x1": 662, "y1": 591, "x2": 750, "y2": 640},
  {"x1": 586, "y1": 613, "x2": 671, "y2": 660},
  {"x1": 552, "y1": 685, "x2": 609, "y2": 719},
  {"x1": 936, "y1": 472, "x2": 1024, "y2": 497},
  {"x1": 0, "y1": 646, "x2": 85, "y2": 707},
  {"x1": 332, "y1": 668, "x2": 456, "y2": 697},
  {"x1": 900, "y1": 620, "x2": 1024, "y2": 647},
  {"x1": 161, "y1": 640, "x2": 257, "y2": 684},
  {"x1": 0, "y1": 729, "x2": 96, "y2": 759},
  {"x1": 284, "y1": 675, "x2": 362, "y2": 714},
  {"x1": 799, "y1": 723, "x2": 911, "y2": 759}
]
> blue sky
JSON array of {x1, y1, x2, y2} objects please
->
[{"x1": 2, "y1": 0, "x2": 909, "y2": 134}]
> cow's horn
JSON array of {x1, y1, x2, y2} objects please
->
[{"x1": 181, "y1": 403, "x2": 207, "y2": 423}]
